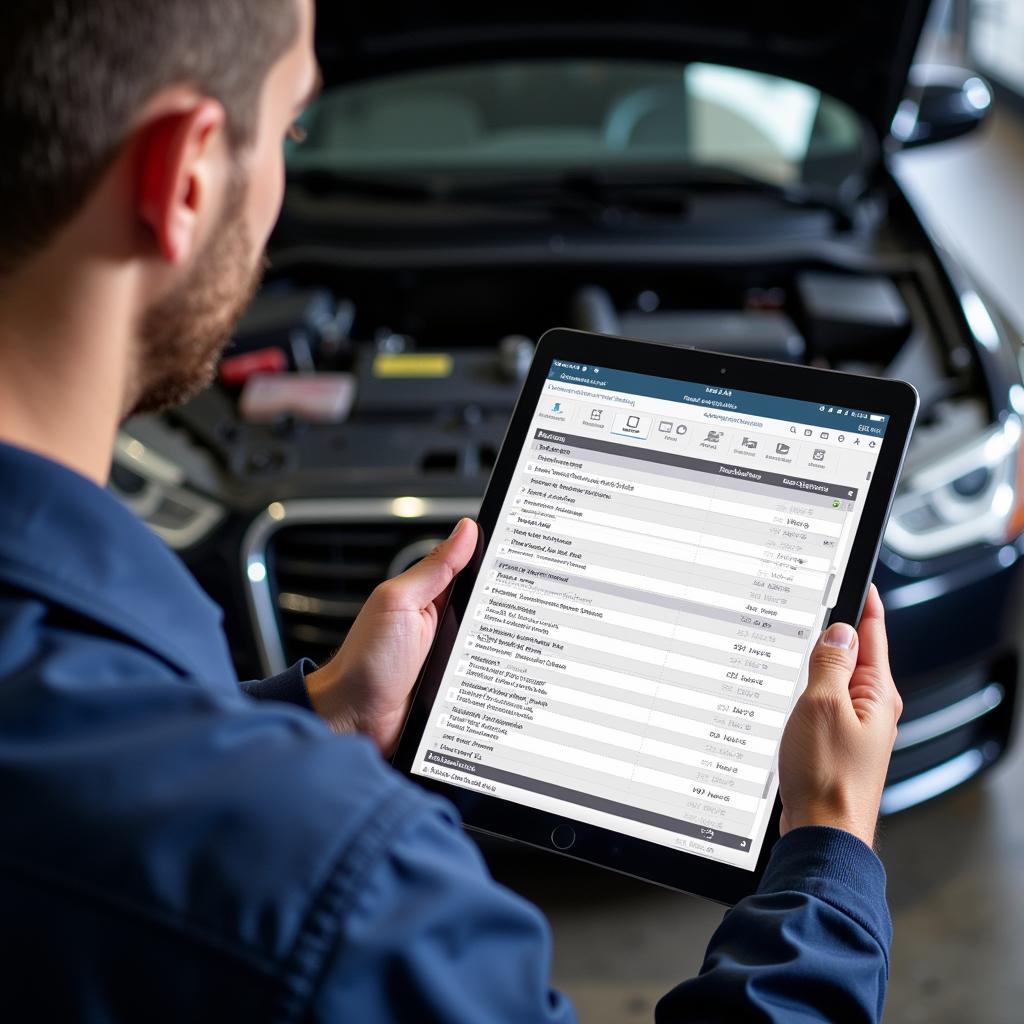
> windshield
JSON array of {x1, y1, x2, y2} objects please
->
[{"x1": 288, "y1": 59, "x2": 867, "y2": 189}]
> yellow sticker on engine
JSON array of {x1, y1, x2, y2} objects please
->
[{"x1": 372, "y1": 353, "x2": 454, "y2": 378}]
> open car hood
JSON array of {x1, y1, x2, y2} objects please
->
[{"x1": 315, "y1": 2, "x2": 933, "y2": 139}]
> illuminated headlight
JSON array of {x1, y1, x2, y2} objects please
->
[
  {"x1": 109, "y1": 433, "x2": 225, "y2": 550},
  {"x1": 885, "y1": 415, "x2": 1023, "y2": 560}
]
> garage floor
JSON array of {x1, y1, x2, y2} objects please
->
[{"x1": 486, "y1": 107, "x2": 1024, "y2": 1024}]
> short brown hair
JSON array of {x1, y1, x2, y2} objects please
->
[{"x1": 0, "y1": 0, "x2": 299, "y2": 272}]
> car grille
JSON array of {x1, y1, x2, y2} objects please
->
[{"x1": 243, "y1": 499, "x2": 478, "y2": 674}]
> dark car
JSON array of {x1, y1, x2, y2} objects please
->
[{"x1": 111, "y1": 3, "x2": 1024, "y2": 813}]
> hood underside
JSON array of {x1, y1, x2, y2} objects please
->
[{"x1": 315, "y1": 2, "x2": 933, "y2": 138}]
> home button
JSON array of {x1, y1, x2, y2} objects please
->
[{"x1": 550, "y1": 824, "x2": 576, "y2": 850}]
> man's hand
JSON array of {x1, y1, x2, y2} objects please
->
[
  {"x1": 305, "y1": 518, "x2": 478, "y2": 756},
  {"x1": 778, "y1": 586, "x2": 903, "y2": 848}
]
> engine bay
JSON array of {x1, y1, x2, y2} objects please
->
[{"x1": 142, "y1": 253, "x2": 988, "y2": 502}]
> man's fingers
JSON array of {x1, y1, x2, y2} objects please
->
[
  {"x1": 806, "y1": 620, "x2": 859, "y2": 699},
  {"x1": 428, "y1": 518, "x2": 478, "y2": 616},
  {"x1": 853, "y1": 584, "x2": 890, "y2": 679},
  {"x1": 848, "y1": 584, "x2": 903, "y2": 725},
  {"x1": 379, "y1": 518, "x2": 479, "y2": 610}
]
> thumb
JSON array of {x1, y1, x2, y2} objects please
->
[
  {"x1": 383, "y1": 518, "x2": 479, "y2": 610},
  {"x1": 805, "y1": 621, "x2": 859, "y2": 700}
]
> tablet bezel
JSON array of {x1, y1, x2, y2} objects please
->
[{"x1": 392, "y1": 327, "x2": 919, "y2": 905}]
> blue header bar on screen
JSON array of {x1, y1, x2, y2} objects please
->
[{"x1": 548, "y1": 361, "x2": 889, "y2": 437}]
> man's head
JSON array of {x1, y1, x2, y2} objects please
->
[{"x1": 0, "y1": 0, "x2": 319, "y2": 414}]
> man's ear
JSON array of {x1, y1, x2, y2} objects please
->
[{"x1": 136, "y1": 99, "x2": 227, "y2": 265}]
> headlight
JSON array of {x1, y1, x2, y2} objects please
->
[
  {"x1": 885, "y1": 415, "x2": 1023, "y2": 560},
  {"x1": 109, "y1": 433, "x2": 225, "y2": 550}
]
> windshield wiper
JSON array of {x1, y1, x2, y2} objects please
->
[
  {"x1": 445, "y1": 167, "x2": 857, "y2": 227},
  {"x1": 288, "y1": 165, "x2": 858, "y2": 228}
]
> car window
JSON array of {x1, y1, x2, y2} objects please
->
[{"x1": 288, "y1": 59, "x2": 866, "y2": 188}]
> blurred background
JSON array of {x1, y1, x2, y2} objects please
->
[{"x1": 116, "y1": 2, "x2": 1024, "y2": 1019}]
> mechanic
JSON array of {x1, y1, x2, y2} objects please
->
[{"x1": 0, "y1": 2, "x2": 903, "y2": 1021}]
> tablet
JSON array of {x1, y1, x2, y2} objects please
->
[{"x1": 393, "y1": 328, "x2": 918, "y2": 904}]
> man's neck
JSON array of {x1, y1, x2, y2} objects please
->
[{"x1": 0, "y1": 251, "x2": 133, "y2": 486}]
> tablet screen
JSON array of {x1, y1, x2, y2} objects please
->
[{"x1": 411, "y1": 358, "x2": 890, "y2": 870}]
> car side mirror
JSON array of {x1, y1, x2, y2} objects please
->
[{"x1": 891, "y1": 65, "x2": 992, "y2": 148}]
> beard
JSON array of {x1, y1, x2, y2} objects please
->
[{"x1": 128, "y1": 175, "x2": 265, "y2": 416}]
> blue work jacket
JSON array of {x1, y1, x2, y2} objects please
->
[{"x1": 0, "y1": 441, "x2": 892, "y2": 1022}]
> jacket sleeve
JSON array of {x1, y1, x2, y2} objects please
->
[
  {"x1": 239, "y1": 659, "x2": 316, "y2": 710},
  {"x1": 305, "y1": 795, "x2": 577, "y2": 1024},
  {"x1": 655, "y1": 826, "x2": 892, "y2": 1024}
]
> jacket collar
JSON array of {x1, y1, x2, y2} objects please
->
[{"x1": 0, "y1": 442, "x2": 237, "y2": 689}]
